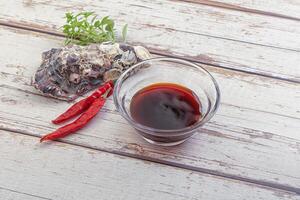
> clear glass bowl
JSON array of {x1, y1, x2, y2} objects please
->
[{"x1": 113, "y1": 57, "x2": 220, "y2": 146}]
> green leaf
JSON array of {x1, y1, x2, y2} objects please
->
[
  {"x1": 94, "y1": 20, "x2": 100, "y2": 27},
  {"x1": 101, "y1": 16, "x2": 109, "y2": 24},
  {"x1": 65, "y1": 12, "x2": 73, "y2": 23},
  {"x1": 122, "y1": 24, "x2": 128, "y2": 42},
  {"x1": 83, "y1": 11, "x2": 94, "y2": 18}
]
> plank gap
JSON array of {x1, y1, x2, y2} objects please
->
[{"x1": 0, "y1": 186, "x2": 51, "y2": 200}]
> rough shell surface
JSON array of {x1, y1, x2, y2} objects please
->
[{"x1": 33, "y1": 43, "x2": 151, "y2": 100}]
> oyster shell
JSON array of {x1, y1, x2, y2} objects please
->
[{"x1": 33, "y1": 43, "x2": 151, "y2": 100}]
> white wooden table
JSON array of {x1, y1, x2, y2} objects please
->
[{"x1": 0, "y1": 1, "x2": 299, "y2": 199}]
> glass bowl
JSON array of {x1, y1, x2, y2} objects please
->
[{"x1": 113, "y1": 57, "x2": 220, "y2": 146}]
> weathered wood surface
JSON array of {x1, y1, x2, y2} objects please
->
[
  {"x1": 0, "y1": 0, "x2": 300, "y2": 82},
  {"x1": 0, "y1": 26, "x2": 299, "y2": 193},
  {"x1": 1, "y1": 130, "x2": 299, "y2": 200},
  {"x1": 0, "y1": 0, "x2": 300, "y2": 198},
  {"x1": 0, "y1": 189, "x2": 47, "y2": 200},
  {"x1": 179, "y1": 0, "x2": 300, "y2": 20}
]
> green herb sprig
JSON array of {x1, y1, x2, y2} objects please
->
[{"x1": 62, "y1": 11, "x2": 127, "y2": 45}]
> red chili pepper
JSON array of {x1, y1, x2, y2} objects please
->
[
  {"x1": 52, "y1": 80, "x2": 114, "y2": 124},
  {"x1": 40, "y1": 93, "x2": 109, "y2": 142}
]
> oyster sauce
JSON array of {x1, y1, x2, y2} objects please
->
[{"x1": 130, "y1": 83, "x2": 201, "y2": 130}]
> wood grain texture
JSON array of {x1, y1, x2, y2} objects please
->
[
  {"x1": 0, "y1": 26, "x2": 299, "y2": 193},
  {"x1": 176, "y1": 0, "x2": 300, "y2": 20},
  {"x1": 0, "y1": 0, "x2": 299, "y2": 82},
  {"x1": 1, "y1": 130, "x2": 299, "y2": 200}
]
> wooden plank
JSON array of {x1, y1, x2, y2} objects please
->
[
  {"x1": 0, "y1": 26, "x2": 299, "y2": 192},
  {"x1": 1, "y1": 130, "x2": 299, "y2": 200},
  {"x1": 178, "y1": 0, "x2": 300, "y2": 20},
  {"x1": 0, "y1": 0, "x2": 300, "y2": 82}
]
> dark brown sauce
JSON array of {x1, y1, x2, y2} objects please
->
[{"x1": 130, "y1": 83, "x2": 201, "y2": 130}]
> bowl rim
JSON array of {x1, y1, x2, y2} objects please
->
[{"x1": 113, "y1": 57, "x2": 221, "y2": 137}]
